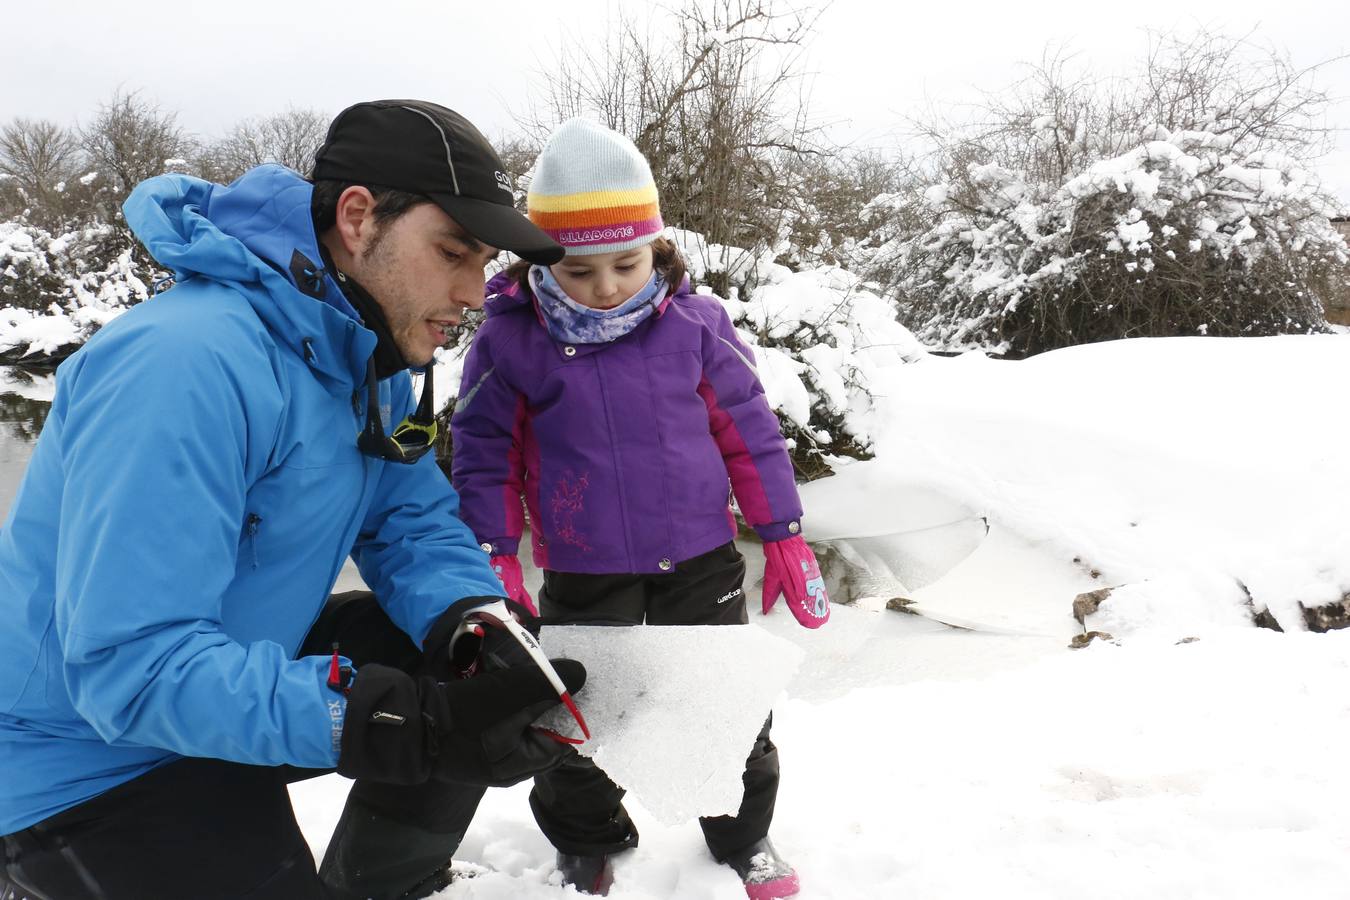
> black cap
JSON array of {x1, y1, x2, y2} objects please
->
[{"x1": 313, "y1": 100, "x2": 564, "y2": 265}]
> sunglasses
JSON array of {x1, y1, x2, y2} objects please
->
[{"x1": 356, "y1": 358, "x2": 438, "y2": 464}]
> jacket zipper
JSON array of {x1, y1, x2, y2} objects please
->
[{"x1": 245, "y1": 513, "x2": 262, "y2": 569}]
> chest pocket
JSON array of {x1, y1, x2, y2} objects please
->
[{"x1": 238, "y1": 384, "x2": 370, "y2": 577}]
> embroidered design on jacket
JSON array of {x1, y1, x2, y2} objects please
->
[{"x1": 551, "y1": 470, "x2": 592, "y2": 551}]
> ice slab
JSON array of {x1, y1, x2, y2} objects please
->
[
  {"x1": 537, "y1": 624, "x2": 803, "y2": 824},
  {"x1": 824, "y1": 515, "x2": 990, "y2": 595},
  {"x1": 904, "y1": 524, "x2": 1100, "y2": 637},
  {"x1": 797, "y1": 463, "x2": 983, "y2": 542}
]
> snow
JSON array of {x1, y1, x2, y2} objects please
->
[
  {"x1": 1114, "y1": 215, "x2": 1153, "y2": 251},
  {"x1": 294, "y1": 328, "x2": 1350, "y2": 898},
  {"x1": 0, "y1": 367, "x2": 56, "y2": 403},
  {"x1": 844, "y1": 335, "x2": 1350, "y2": 638},
  {"x1": 922, "y1": 183, "x2": 949, "y2": 206},
  {"x1": 290, "y1": 604, "x2": 1350, "y2": 899},
  {"x1": 0, "y1": 307, "x2": 83, "y2": 357}
]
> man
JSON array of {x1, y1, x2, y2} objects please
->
[{"x1": 0, "y1": 100, "x2": 580, "y2": 900}]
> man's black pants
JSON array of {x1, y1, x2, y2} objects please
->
[
  {"x1": 530, "y1": 541, "x2": 781, "y2": 862},
  {"x1": 0, "y1": 592, "x2": 485, "y2": 900}
]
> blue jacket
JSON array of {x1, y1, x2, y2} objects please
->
[{"x1": 0, "y1": 165, "x2": 505, "y2": 834}]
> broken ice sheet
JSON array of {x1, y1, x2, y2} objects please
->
[{"x1": 536, "y1": 624, "x2": 803, "y2": 824}]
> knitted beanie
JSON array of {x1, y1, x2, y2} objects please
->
[{"x1": 527, "y1": 118, "x2": 663, "y2": 256}]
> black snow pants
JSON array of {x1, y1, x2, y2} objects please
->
[
  {"x1": 529, "y1": 541, "x2": 781, "y2": 862},
  {"x1": 0, "y1": 591, "x2": 486, "y2": 900}
]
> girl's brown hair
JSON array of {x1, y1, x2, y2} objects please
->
[{"x1": 502, "y1": 235, "x2": 687, "y2": 297}]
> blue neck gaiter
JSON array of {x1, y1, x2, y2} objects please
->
[{"x1": 529, "y1": 264, "x2": 668, "y2": 345}]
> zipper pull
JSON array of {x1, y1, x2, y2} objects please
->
[
  {"x1": 245, "y1": 513, "x2": 262, "y2": 569},
  {"x1": 326, "y1": 642, "x2": 353, "y2": 695}
]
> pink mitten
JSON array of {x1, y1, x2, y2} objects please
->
[
  {"x1": 761, "y1": 536, "x2": 830, "y2": 629},
  {"x1": 489, "y1": 555, "x2": 537, "y2": 617}
]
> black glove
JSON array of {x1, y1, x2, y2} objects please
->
[
  {"x1": 422, "y1": 596, "x2": 540, "y2": 679},
  {"x1": 337, "y1": 658, "x2": 585, "y2": 787}
]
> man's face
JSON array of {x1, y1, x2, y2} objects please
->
[{"x1": 350, "y1": 203, "x2": 498, "y2": 366}]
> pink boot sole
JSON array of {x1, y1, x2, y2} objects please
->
[{"x1": 744, "y1": 870, "x2": 801, "y2": 899}]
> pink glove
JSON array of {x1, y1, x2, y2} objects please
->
[
  {"x1": 490, "y1": 555, "x2": 537, "y2": 617},
  {"x1": 761, "y1": 536, "x2": 830, "y2": 628}
]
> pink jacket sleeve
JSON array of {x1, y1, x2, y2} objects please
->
[{"x1": 695, "y1": 300, "x2": 805, "y2": 541}]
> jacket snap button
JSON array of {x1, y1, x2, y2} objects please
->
[
  {"x1": 480, "y1": 542, "x2": 492, "y2": 553},
  {"x1": 788, "y1": 521, "x2": 801, "y2": 534},
  {"x1": 563, "y1": 346, "x2": 577, "y2": 357},
  {"x1": 658, "y1": 558, "x2": 673, "y2": 571}
]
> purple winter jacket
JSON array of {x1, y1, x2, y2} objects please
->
[{"x1": 450, "y1": 271, "x2": 804, "y2": 575}]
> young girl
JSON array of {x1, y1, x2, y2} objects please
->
[{"x1": 450, "y1": 118, "x2": 828, "y2": 899}]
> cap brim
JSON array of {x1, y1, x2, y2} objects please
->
[{"x1": 430, "y1": 193, "x2": 564, "y2": 265}]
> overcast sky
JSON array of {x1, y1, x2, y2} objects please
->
[{"x1": 6, "y1": 0, "x2": 1350, "y2": 197}]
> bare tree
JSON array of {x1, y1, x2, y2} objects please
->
[
  {"x1": 527, "y1": 0, "x2": 827, "y2": 292},
  {"x1": 79, "y1": 89, "x2": 192, "y2": 204},
  {"x1": 0, "y1": 118, "x2": 82, "y2": 213},
  {"x1": 779, "y1": 149, "x2": 917, "y2": 271},
  {"x1": 488, "y1": 133, "x2": 541, "y2": 209},
  {"x1": 909, "y1": 31, "x2": 1342, "y2": 212},
  {"x1": 209, "y1": 107, "x2": 330, "y2": 182},
  {"x1": 0, "y1": 175, "x2": 20, "y2": 221}
]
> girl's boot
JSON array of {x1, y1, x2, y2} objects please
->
[
  {"x1": 556, "y1": 852, "x2": 615, "y2": 896},
  {"x1": 723, "y1": 837, "x2": 800, "y2": 900}
]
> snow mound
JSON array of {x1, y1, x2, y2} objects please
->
[{"x1": 819, "y1": 334, "x2": 1350, "y2": 637}]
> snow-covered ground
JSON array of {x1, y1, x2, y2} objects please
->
[{"x1": 299, "y1": 331, "x2": 1350, "y2": 899}]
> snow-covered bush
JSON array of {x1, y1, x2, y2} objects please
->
[
  {"x1": 769, "y1": 151, "x2": 915, "y2": 275},
  {"x1": 0, "y1": 220, "x2": 156, "y2": 358},
  {"x1": 674, "y1": 230, "x2": 927, "y2": 477},
  {"x1": 858, "y1": 32, "x2": 1350, "y2": 355},
  {"x1": 870, "y1": 129, "x2": 1347, "y2": 354}
]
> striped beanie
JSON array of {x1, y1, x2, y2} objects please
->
[{"x1": 527, "y1": 119, "x2": 663, "y2": 256}]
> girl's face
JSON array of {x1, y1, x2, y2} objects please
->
[{"x1": 550, "y1": 245, "x2": 655, "y2": 310}]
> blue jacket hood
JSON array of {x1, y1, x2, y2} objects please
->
[{"x1": 122, "y1": 164, "x2": 374, "y2": 392}]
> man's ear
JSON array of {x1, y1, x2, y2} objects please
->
[{"x1": 333, "y1": 186, "x2": 378, "y2": 257}]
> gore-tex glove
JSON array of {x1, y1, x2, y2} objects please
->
[
  {"x1": 490, "y1": 555, "x2": 537, "y2": 616},
  {"x1": 336, "y1": 659, "x2": 586, "y2": 787},
  {"x1": 761, "y1": 535, "x2": 830, "y2": 629}
]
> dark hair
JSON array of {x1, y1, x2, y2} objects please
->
[
  {"x1": 503, "y1": 235, "x2": 688, "y2": 295},
  {"x1": 309, "y1": 180, "x2": 428, "y2": 236}
]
